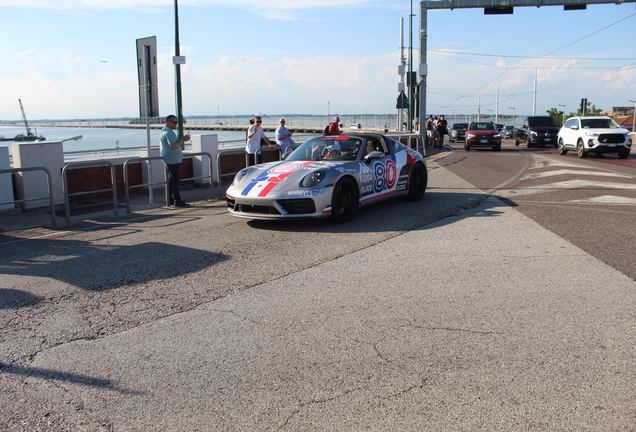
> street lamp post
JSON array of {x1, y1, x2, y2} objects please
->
[
  {"x1": 509, "y1": 107, "x2": 515, "y2": 123},
  {"x1": 558, "y1": 104, "x2": 566, "y2": 126},
  {"x1": 217, "y1": 107, "x2": 220, "y2": 125}
]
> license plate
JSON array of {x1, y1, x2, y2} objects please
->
[
  {"x1": 544, "y1": 138, "x2": 551, "y2": 141},
  {"x1": 608, "y1": 144, "x2": 616, "y2": 147},
  {"x1": 480, "y1": 139, "x2": 488, "y2": 143}
]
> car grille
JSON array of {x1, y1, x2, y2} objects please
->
[
  {"x1": 277, "y1": 199, "x2": 316, "y2": 215},
  {"x1": 598, "y1": 133, "x2": 627, "y2": 144},
  {"x1": 226, "y1": 196, "x2": 282, "y2": 215}
]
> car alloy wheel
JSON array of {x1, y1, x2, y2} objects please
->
[
  {"x1": 558, "y1": 138, "x2": 568, "y2": 156},
  {"x1": 331, "y1": 177, "x2": 359, "y2": 223}
]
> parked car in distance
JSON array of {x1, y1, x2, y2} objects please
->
[
  {"x1": 513, "y1": 115, "x2": 560, "y2": 148},
  {"x1": 449, "y1": 122, "x2": 468, "y2": 143},
  {"x1": 557, "y1": 116, "x2": 632, "y2": 159},
  {"x1": 465, "y1": 121, "x2": 502, "y2": 151},
  {"x1": 503, "y1": 125, "x2": 514, "y2": 138}
]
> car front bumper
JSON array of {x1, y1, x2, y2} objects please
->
[{"x1": 466, "y1": 137, "x2": 501, "y2": 147}]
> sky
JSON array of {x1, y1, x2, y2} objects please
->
[{"x1": 1, "y1": 0, "x2": 635, "y2": 121}]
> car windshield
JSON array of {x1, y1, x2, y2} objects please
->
[
  {"x1": 453, "y1": 123, "x2": 468, "y2": 129},
  {"x1": 581, "y1": 118, "x2": 617, "y2": 129},
  {"x1": 285, "y1": 136, "x2": 364, "y2": 162},
  {"x1": 505, "y1": 126, "x2": 513, "y2": 131},
  {"x1": 528, "y1": 117, "x2": 557, "y2": 127},
  {"x1": 469, "y1": 122, "x2": 495, "y2": 131}
]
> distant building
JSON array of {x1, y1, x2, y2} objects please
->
[{"x1": 603, "y1": 106, "x2": 634, "y2": 132}]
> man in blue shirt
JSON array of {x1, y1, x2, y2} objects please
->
[
  {"x1": 275, "y1": 118, "x2": 295, "y2": 154},
  {"x1": 160, "y1": 115, "x2": 191, "y2": 207}
]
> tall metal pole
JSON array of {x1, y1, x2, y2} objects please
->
[
  {"x1": 143, "y1": 46, "x2": 154, "y2": 206},
  {"x1": 532, "y1": 69, "x2": 537, "y2": 116},
  {"x1": 398, "y1": 18, "x2": 405, "y2": 132},
  {"x1": 174, "y1": 0, "x2": 185, "y2": 144},
  {"x1": 408, "y1": 0, "x2": 413, "y2": 133},
  {"x1": 418, "y1": 2, "x2": 427, "y2": 138}
]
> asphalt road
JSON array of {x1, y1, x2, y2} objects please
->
[
  {"x1": 439, "y1": 138, "x2": 636, "y2": 280},
  {"x1": 1, "y1": 147, "x2": 635, "y2": 430}
]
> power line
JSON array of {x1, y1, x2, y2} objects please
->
[
  {"x1": 452, "y1": 11, "x2": 636, "y2": 101},
  {"x1": 429, "y1": 49, "x2": 636, "y2": 62}
]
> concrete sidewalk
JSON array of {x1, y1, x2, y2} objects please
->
[{"x1": 1, "y1": 153, "x2": 634, "y2": 430}]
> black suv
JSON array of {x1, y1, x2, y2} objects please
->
[{"x1": 513, "y1": 115, "x2": 560, "y2": 148}]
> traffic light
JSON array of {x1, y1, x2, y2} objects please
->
[{"x1": 580, "y1": 98, "x2": 587, "y2": 116}]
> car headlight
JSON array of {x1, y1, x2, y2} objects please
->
[
  {"x1": 466, "y1": 133, "x2": 475, "y2": 139},
  {"x1": 301, "y1": 169, "x2": 326, "y2": 188},
  {"x1": 584, "y1": 131, "x2": 598, "y2": 137},
  {"x1": 232, "y1": 168, "x2": 250, "y2": 185}
]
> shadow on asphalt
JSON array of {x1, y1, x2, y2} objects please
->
[
  {"x1": 247, "y1": 191, "x2": 515, "y2": 234},
  {"x1": 0, "y1": 363, "x2": 142, "y2": 395},
  {"x1": 0, "y1": 211, "x2": 231, "y2": 298}
]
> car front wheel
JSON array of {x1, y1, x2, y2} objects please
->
[
  {"x1": 618, "y1": 150, "x2": 630, "y2": 159},
  {"x1": 331, "y1": 178, "x2": 359, "y2": 223},
  {"x1": 558, "y1": 138, "x2": 568, "y2": 155},
  {"x1": 577, "y1": 139, "x2": 587, "y2": 158}
]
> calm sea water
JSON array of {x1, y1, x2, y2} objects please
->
[{"x1": 0, "y1": 114, "x2": 400, "y2": 157}]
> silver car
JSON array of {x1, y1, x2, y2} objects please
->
[{"x1": 226, "y1": 133, "x2": 428, "y2": 222}]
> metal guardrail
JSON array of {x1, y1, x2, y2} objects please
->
[
  {"x1": 0, "y1": 166, "x2": 57, "y2": 227},
  {"x1": 62, "y1": 160, "x2": 118, "y2": 223},
  {"x1": 122, "y1": 152, "x2": 214, "y2": 213}
]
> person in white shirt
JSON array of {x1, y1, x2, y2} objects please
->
[{"x1": 246, "y1": 115, "x2": 274, "y2": 166}]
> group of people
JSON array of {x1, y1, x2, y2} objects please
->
[
  {"x1": 425, "y1": 114, "x2": 448, "y2": 149},
  {"x1": 159, "y1": 114, "x2": 345, "y2": 208}
]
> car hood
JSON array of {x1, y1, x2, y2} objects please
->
[
  {"x1": 230, "y1": 159, "x2": 346, "y2": 198},
  {"x1": 530, "y1": 126, "x2": 560, "y2": 133},
  {"x1": 578, "y1": 127, "x2": 630, "y2": 135},
  {"x1": 467, "y1": 130, "x2": 498, "y2": 136}
]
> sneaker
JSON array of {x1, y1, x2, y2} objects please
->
[{"x1": 175, "y1": 201, "x2": 190, "y2": 208}]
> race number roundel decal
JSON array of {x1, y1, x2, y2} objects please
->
[
  {"x1": 373, "y1": 162, "x2": 385, "y2": 193},
  {"x1": 385, "y1": 159, "x2": 397, "y2": 189}
]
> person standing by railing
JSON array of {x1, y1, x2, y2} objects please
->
[
  {"x1": 160, "y1": 115, "x2": 191, "y2": 208},
  {"x1": 275, "y1": 118, "x2": 295, "y2": 154},
  {"x1": 246, "y1": 115, "x2": 274, "y2": 166}
]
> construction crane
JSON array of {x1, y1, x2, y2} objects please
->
[{"x1": 19, "y1": 99, "x2": 33, "y2": 137}]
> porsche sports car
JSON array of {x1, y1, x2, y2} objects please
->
[{"x1": 225, "y1": 133, "x2": 428, "y2": 222}]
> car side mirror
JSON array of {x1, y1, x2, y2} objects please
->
[
  {"x1": 570, "y1": 125, "x2": 579, "y2": 130},
  {"x1": 365, "y1": 151, "x2": 384, "y2": 162}
]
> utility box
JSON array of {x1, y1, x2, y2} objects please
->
[
  {"x1": 190, "y1": 134, "x2": 218, "y2": 185},
  {"x1": 0, "y1": 146, "x2": 14, "y2": 211},
  {"x1": 11, "y1": 141, "x2": 64, "y2": 210}
]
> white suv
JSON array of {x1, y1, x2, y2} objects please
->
[{"x1": 557, "y1": 116, "x2": 632, "y2": 159}]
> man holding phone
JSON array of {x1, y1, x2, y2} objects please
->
[
  {"x1": 160, "y1": 114, "x2": 191, "y2": 208},
  {"x1": 246, "y1": 115, "x2": 274, "y2": 166}
]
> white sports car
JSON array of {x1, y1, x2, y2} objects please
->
[{"x1": 225, "y1": 133, "x2": 428, "y2": 222}]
